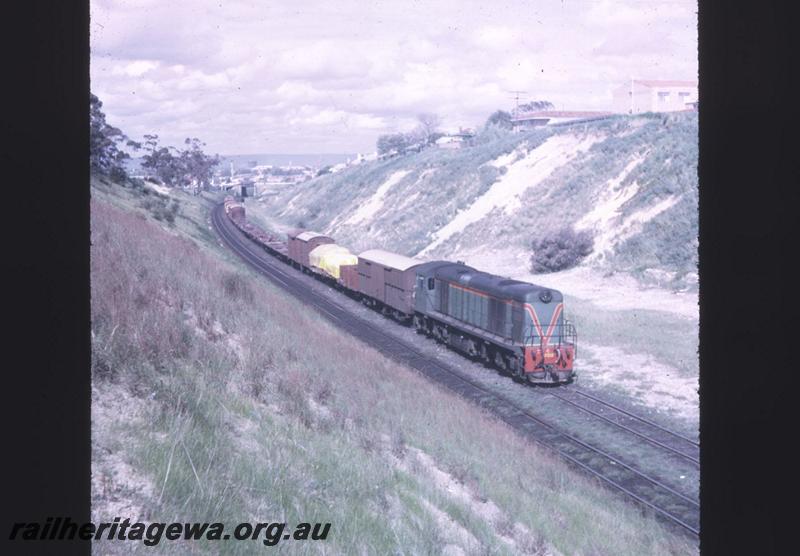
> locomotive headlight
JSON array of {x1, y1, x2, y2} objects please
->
[{"x1": 539, "y1": 290, "x2": 553, "y2": 303}]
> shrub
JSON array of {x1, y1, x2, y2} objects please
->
[
  {"x1": 530, "y1": 227, "x2": 594, "y2": 273},
  {"x1": 478, "y1": 164, "x2": 502, "y2": 193},
  {"x1": 221, "y1": 271, "x2": 254, "y2": 303},
  {"x1": 139, "y1": 195, "x2": 179, "y2": 224}
]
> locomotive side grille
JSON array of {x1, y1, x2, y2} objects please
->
[
  {"x1": 511, "y1": 305, "x2": 524, "y2": 340},
  {"x1": 488, "y1": 298, "x2": 506, "y2": 337}
]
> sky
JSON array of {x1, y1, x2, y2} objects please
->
[{"x1": 90, "y1": 0, "x2": 697, "y2": 155}]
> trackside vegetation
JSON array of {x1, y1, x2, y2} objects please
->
[
  {"x1": 530, "y1": 228, "x2": 594, "y2": 273},
  {"x1": 91, "y1": 176, "x2": 697, "y2": 554}
]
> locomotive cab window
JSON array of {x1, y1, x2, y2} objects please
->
[{"x1": 427, "y1": 277, "x2": 435, "y2": 290}]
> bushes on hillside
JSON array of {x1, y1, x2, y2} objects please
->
[
  {"x1": 221, "y1": 271, "x2": 254, "y2": 303},
  {"x1": 139, "y1": 195, "x2": 179, "y2": 224},
  {"x1": 530, "y1": 227, "x2": 594, "y2": 273}
]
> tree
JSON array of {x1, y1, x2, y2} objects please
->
[
  {"x1": 486, "y1": 110, "x2": 513, "y2": 129},
  {"x1": 315, "y1": 165, "x2": 333, "y2": 177},
  {"x1": 376, "y1": 133, "x2": 411, "y2": 156},
  {"x1": 518, "y1": 100, "x2": 554, "y2": 113},
  {"x1": 140, "y1": 135, "x2": 220, "y2": 189},
  {"x1": 415, "y1": 113, "x2": 441, "y2": 144},
  {"x1": 90, "y1": 93, "x2": 138, "y2": 181},
  {"x1": 140, "y1": 135, "x2": 182, "y2": 186},
  {"x1": 179, "y1": 137, "x2": 220, "y2": 190}
]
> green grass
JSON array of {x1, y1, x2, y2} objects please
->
[
  {"x1": 566, "y1": 296, "x2": 698, "y2": 379},
  {"x1": 91, "y1": 176, "x2": 697, "y2": 554}
]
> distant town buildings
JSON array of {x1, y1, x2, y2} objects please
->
[{"x1": 612, "y1": 79, "x2": 698, "y2": 114}]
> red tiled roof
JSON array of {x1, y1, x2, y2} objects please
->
[{"x1": 633, "y1": 79, "x2": 697, "y2": 88}]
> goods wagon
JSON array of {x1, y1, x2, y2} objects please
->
[
  {"x1": 340, "y1": 264, "x2": 359, "y2": 292},
  {"x1": 308, "y1": 243, "x2": 358, "y2": 281},
  {"x1": 287, "y1": 231, "x2": 335, "y2": 270},
  {"x1": 357, "y1": 249, "x2": 422, "y2": 320},
  {"x1": 413, "y1": 261, "x2": 575, "y2": 383},
  {"x1": 224, "y1": 198, "x2": 245, "y2": 221}
]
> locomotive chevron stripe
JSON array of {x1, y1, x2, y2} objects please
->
[
  {"x1": 524, "y1": 303, "x2": 545, "y2": 341},
  {"x1": 523, "y1": 302, "x2": 563, "y2": 347},
  {"x1": 544, "y1": 303, "x2": 564, "y2": 347}
]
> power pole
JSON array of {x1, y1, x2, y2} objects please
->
[
  {"x1": 629, "y1": 76, "x2": 634, "y2": 114},
  {"x1": 507, "y1": 90, "x2": 528, "y2": 117}
]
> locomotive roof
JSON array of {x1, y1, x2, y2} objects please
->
[
  {"x1": 358, "y1": 249, "x2": 421, "y2": 271},
  {"x1": 431, "y1": 262, "x2": 562, "y2": 303}
]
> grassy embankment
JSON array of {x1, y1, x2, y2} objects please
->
[{"x1": 91, "y1": 176, "x2": 696, "y2": 554}]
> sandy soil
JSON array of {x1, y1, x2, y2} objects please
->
[
  {"x1": 341, "y1": 169, "x2": 411, "y2": 226},
  {"x1": 419, "y1": 133, "x2": 602, "y2": 255},
  {"x1": 579, "y1": 343, "x2": 699, "y2": 426},
  {"x1": 92, "y1": 383, "x2": 155, "y2": 523},
  {"x1": 143, "y1": 180, "x2": 171, "y2": 196}
]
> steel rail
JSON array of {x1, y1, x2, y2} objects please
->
[
  {"x1": 546, "y1": 389, "x2": 700, "y2": 465},
  {"x1": 571, "y1": 388, "x2": 700, "y2": 446}
]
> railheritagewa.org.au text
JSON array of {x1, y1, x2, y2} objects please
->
[{"x1": 9, "y1": 517, "x2": 331, "y2": 547}]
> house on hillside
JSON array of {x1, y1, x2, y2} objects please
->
[
  {"x1": 510, "y1": 111, "x2": 613, "y2": 132},
  {"x1": 435, "y1": 127, "x2": 476, "y2": 149},
  {"x1": 612, "y1": 79, "x2": 698, "y2": 114}
]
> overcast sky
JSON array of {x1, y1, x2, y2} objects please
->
[{"x1": 90, "y1": 0, "x2": 697, "y2": 155}]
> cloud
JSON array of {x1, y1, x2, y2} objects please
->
[
  {"x1": 90, "y1": 0, "x2": 697, "y2": 154},
  {"x1": 110, "y1": 60, "x2": 159, "y2": 77}
]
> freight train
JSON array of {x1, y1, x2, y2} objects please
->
[{"x1": 223, "y1": 197, "x2": 576, "y2": 384}]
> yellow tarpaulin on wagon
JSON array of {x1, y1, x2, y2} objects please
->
[{"x1": 308, "y1": 243, "x2": 358, "y2": 279}]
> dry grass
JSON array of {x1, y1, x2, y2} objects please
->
[{"x1": 91, "y1": 180, "x2": 697, "y2": 555}]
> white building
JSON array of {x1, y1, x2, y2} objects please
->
[{"x1": 612, "y1": 79, "x2": 698, "y2": 114}]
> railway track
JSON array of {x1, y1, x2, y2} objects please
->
[
  {"x1": 548, "y1": 387, "x2": 700, "y2": 466},
  {"x1": 211, "y1": 204, "x2": 700, "y2": 538}
]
